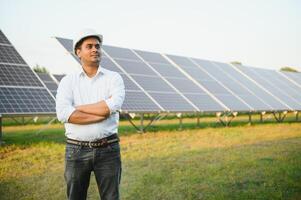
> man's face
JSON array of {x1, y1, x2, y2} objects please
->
[{"x1": 76, "y1": 37, "x2": 102, "y2": 64}]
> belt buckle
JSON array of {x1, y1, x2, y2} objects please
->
[
  {"x1": 89, "y1": 141, "x2": 93, "y2": 148},
  {"x1": 101, "y1": 138, "x2": 108, "y2": 146}
]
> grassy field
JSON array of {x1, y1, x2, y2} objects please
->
[{"x1": 0, "y1": 118, "x2": 301, "y2": 199}]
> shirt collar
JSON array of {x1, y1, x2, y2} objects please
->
[{"x1": 78, "y1": 66, "x2": 105, "y2": 78}]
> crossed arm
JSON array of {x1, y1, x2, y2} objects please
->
[
  {"x1": 68, "y1": 101, "x2": 110, "y2": 124},
  {"x1": 68, "y1": 100, "x2": 110, "y2": 124}
]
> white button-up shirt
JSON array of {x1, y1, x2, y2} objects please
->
[{"x1": 56, "y1": 66, "x2": 125, "y2": 141}]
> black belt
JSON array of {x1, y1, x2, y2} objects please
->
[{"x1": 66, "y1": 134, "x2": 119, "y2": 148}]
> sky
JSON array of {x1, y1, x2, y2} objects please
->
[{"x1": 0, "y1": 0, "x2": 300, "y2": 74}]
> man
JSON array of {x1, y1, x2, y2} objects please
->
[{"x1": 56, "y1": 28, "x2": 125, "y2": 200}]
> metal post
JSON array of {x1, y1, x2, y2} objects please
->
[
  {"x1": 248, "y1": 112, "x2": 252, "y2": 124},
  {"x1": 260, "y1": 113, "x2": 263, "y2": 123},
  {"x1": 296, "y1": 112, "x2": 299, "y2": 121},
  {"x1": 0, "y1": 115, "x2": 3, "y2": 145},
  {"x1": 197, "y1": 113, "x2": 200, "y2": 127},
  {"x1": 140, "y1": 113, "x2": 144, "y2": 133},
  {"x1": 179, "y1": 115, "x2": 183, "y2": 130},
  {"x1": 225, "y1": 115, "x2": 229, "y2": 127}
]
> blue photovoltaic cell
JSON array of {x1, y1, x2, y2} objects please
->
[
  {"x1": 55, "y1": 37, "x2": 73, "y2": 53},
  {"x1": 166, "y1": 54, "x2": 250, "y2": 111},
  {"x1": 281, "y1": 71, "x2": 301, "y2": 88},
  {"x1": 192, "y1": 59, "x2": 275, "y2": 111},
  {"x1": 0, "y1": 45, "x2": 26, "y2": 64},
  {"x1": 53, "y1": 74, "x2": 65, "y2": 82},
  {"x1": 213, "y1": 63, "x2": 288, "y2": 110},
  {"x1": 0, "y1": 87, "x2": 55, "y2": 114},
  {"x1": 0, "y1": 30, "x2": 10, "y2": 44},
  {"x1": 134, "y1": 50, "x2": 170, "y2": 64},
  {"x1": 100, "y1": 57, "x2": 123, "y2": 73},
  {"x1": 253, "y1": 68, "x2": 301, "y2": 107},
  {"x1": 235, "y1": 65, "x2": 301, "y2": 110},
  {"x1": 122, "y1": 91, "x2": 161, "y2": 112},
  {"x1": 0, "y1": 64, "x2": 43, "y2": 87},
  {"x1": 36, "y1": 72, "x2": 58, "y2": 97},
  {"x1": 113, "y1": 59, "x2": 157, "y2": 76},
  {"x1": 148, "y1": 62, "x2": 187, "y2": 78},
  {"x1": 135, "y1": 50, "x2": 225, "y2": 112}
]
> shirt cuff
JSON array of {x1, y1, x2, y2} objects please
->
[{"x1": 104, "y1": 98, "x2": 118, "y2": 114}]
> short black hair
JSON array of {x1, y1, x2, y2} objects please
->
[{"x1": 74, "y1": 36, "x2": 101, "y2": 55}]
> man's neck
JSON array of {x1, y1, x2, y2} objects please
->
[{"x1": 82, "y1": 63, "x2": 99, "y2": 78}]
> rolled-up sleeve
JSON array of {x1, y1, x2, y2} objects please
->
[
  {"x1": 56, "y1": 76, "x2": 76, "y2": 123},
  {"x1": 105, "y1": 73, "x2": 125, "y2": 113}
]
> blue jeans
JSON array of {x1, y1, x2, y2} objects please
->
[{"x1": 64, "y1": 142, "x2": 122, "y2": 200}]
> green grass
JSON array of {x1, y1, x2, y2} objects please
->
[{"x1": 0, "y1": 121, "x2": 301, "y2": 199}]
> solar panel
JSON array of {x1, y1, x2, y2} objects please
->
[
  {"x1": 166, "y1": 54, "x2": 251, "y2": 111},
  {"x1": 0, "y1": 30, "x2": 55, "y2": 115},
  {"x1": 210, "y1": 62, "x2": 289, "y2": 111},
  {"x1": 0, "y1": 30, "x2": 10, "y2": 44},
  {"x1": 234, "y1": 65, "x2": 301, "y2": 110},
  {"x1": 191, "y1": 59, "x2": 284, "y2": 111},
  {"x1": 103, "y1": 46, "x2": 196, "y2": 112},
  {"x1": 0, "y1": 88, "x2": 55, "y2": 114},
  {"x1": 280, "y1": 71, "x2": 301, "y2": 88},
  {"x1": 55, "y1": 37, "x2": 80, "y2": 63},
  {"x1": 0, "y1": 45, "x2": 27, "y2": 64},
  {"x1": 134, "y1": 50, "x2": 225, "y2": 112},
  {"x1": 55, "y1": 37, "x2": 162, "y2": 112},
  {"x1": 53, "y1": 74, "x2": 65, "y2": 82},
  {"x1": 36, "y1": 72, "x2": 58, "y2": 96},
  {"x1": 0, "y1": 63, "x2": 44, "y2": 87},
  {"x1": 252, "y1": 68, "x2": 301, "y2": 109}
]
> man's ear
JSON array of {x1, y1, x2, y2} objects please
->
[{"x1": 76, "y1": 48, "x2": 81, "y2": 58}]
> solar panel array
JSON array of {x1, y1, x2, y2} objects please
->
[
  {"x1": 54, "y1": 36, "x2": 301, "y2": 113},
  {"x1": 0, "y1": 30, "x2": 55, "y2": 115},
  {"x1": 1, "y1": 28, "x2": 299, "y2": 133}
]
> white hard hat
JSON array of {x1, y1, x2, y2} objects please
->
[{"x1": 73, "y1": 28, "x2": 103, "y2": 55}]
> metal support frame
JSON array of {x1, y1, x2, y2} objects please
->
[
  {"x1": 260, "y1": 113, "x2": 263, "y2": 122},
  {"x1": 177, "y1": 113, "x2": 183, "y2": 131},
  {"x1": 140, "y1": 113, "x2": 144, "y2": 133},
  {"x1": 248, "y1": 112, "x2": 252, "y2": 124},
  {"x1": 9, "y1": 116, "x2": 38, "y2": 125},
  {"x1": 272, "y1": 111, "x2": 287, "y2": 122},
  {"x1": 216, "y1": 111, "x2": 237, "y2": 126},
  {"x1": 35, "y1": 117, "x2": 57, "y2": 135},
  {"x1": 260, "y1": 111, "x2": 266, "y2": 123},
  {"x1": 295, "y1": 111, "x2": 299, "y2": 121},
  {"x1": 124, "y1": 113, "x2": 161, "y2": 133},
  {"x1": 196, "y1": 113, "x2": 200, "y2": 127}
]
